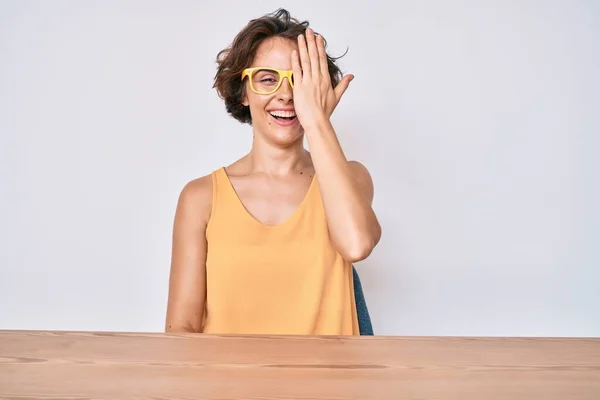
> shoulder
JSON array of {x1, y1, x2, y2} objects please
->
[
  {"x1": 180, "y1": 173, "x2": 213, "y2": 198},
  {"x1": 348, "y1": 160, "x2": 372, "y2": 181},
  {"x1": 347, "y1": 160, "x2": 375, "y2": 202},
  {"x1": 175, "y1": 172, "x2": 214, "y2": 227},
  {"x1": 348, "y1": 160, "x2": 374, "y2": 188}
]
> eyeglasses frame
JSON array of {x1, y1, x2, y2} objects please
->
[{"x1": 241, "y1": 67, "x2": 295, "y2": 95}]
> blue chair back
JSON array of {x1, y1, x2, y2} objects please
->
[{"x1": 352, "y1": 266, "x2": 373, "y2": 335}]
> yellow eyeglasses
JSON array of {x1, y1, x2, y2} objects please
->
[{"x1": 241, "y1": 67, "x2": 294, "y2": 95}]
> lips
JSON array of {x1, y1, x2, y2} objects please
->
[
  {"x1": 269, "y1": 110, "x2": 296, "y2": 118},
  {"x1": 268, "y1": 111, "x2": 298, "y2": 127}
]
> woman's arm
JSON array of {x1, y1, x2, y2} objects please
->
[
  {"x1": 305, "y1": 121, "x2": 382, "y2": 262},
  {"x1": 164, "y1": 175, "x2": 212, "y2": 333},
  {"x1": 291, "y1": 28, "x2": 381, "y2": 262}
]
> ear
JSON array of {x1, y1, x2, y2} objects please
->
[{"x1": 241, "y1": 81, "x2": 250, "y2": 107}]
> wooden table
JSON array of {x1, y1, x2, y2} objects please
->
[{"x1": 1, "y1": 330, "x2": 599, "y2": 399}]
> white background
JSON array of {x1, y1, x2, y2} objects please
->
[{"x1": 1, "y1": 0, "x2": 598, "y2": 336}]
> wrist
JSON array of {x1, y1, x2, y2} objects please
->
[{"x1": 301, "y1": 113, "x2": 331, "y2": 133}]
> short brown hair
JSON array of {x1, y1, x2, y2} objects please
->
[{"x1": 213, "y1": 8, "x2": 345, "y2": 124}]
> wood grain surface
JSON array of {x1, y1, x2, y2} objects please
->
[{"x1": 0, "y1": 330, "x2": 599, "y2": 399}]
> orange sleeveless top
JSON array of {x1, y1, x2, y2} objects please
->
[{"x1": 203, "y1": 167, "x2": 359, "y2": 335}]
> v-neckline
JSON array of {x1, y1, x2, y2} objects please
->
[{"x1": 219, "y1": 167, "x2": 317, "y2": 229}]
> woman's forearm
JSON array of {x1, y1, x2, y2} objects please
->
[{"x1": 304, "y1": 118, "x2": 381, "y2": 262}]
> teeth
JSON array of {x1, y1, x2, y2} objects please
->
[{"x1": 269, "y1": 110, "x2": 296, "y2": 118}]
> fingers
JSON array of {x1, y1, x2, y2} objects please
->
[
  {"x1": 334, "y1": 74, "x2": 354, "y2": 101},
  {"x1": 316, "y1": 33, "x2": 330, "y2": 83},
  {"x1": 305, "y1": 28, "x2": 321, "y2": 81},
  {"x1": 297, "y1": 33, "x2": 311, "y2": 81}
]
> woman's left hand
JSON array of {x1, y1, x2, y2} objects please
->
[{"x1": 291, "y1": 28, "x2": 354, "y2": 130}]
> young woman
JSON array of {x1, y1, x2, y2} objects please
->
[{"x1": 165, "y1": 9, "x2": 381, "y2": 335}]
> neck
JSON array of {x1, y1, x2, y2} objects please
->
[{"x1": 247, "y1": 133, "x2": 312, "y2": 176}]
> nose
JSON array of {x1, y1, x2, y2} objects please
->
[{"x1": 277, "y1": 78, "x2": 293, "y2": 102}]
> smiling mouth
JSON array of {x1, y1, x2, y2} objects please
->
[
  {"x1": 268, "y1": 111, "x2": 296, "y2": 120},
  {"x1": 268, "y1": 111, "x2": 298, "y2": 127}
]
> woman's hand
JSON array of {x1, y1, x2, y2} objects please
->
[{"x1": 291, "y1": 28, "x2": 354, "y2": 130}]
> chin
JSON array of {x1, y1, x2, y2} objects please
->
[{"x1": 269, "y1": 128, "x2": 304, "y2": 147}]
